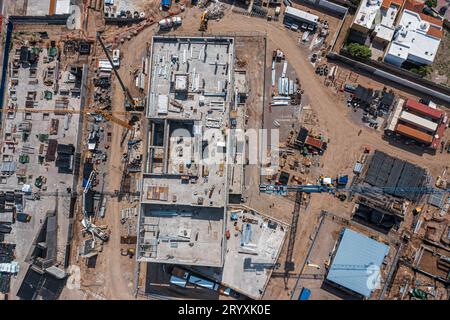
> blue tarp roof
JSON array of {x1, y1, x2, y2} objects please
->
[
  {"x1": 326, "y1": 228, "x2": 390, "y2": 298},
  {"x1": 161, "y1": 0, "x2": 170, "y2": 7}
]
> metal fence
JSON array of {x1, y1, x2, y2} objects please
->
[{"x1": 328, "y1": 52, "x2": 450, "y2": 104}]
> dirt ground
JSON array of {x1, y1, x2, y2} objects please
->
[{"x1": 385, "y1": 262, "x2": 448, "y2": 300}]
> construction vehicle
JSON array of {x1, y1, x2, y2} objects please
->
[
  {"x1": 81, "y1": 218, "x2": 110, "y2": 242},
  {"x1": 120, "y1": 248, "x2": 135, "y2": 258},
  {"x1": 96, "y1": 32, "x2": 144, "y2": 111},
  {"x1": 298, "y1": 287, "x2": 311, "y2": 300},
  {"x1": 84, "y1": 168, "x2": 98, "y2": 193},
  {"x1": 199, "y1": 10, "x2": 208, "y2": 32},
  {"x1": 336, "y1": 192, "x2": 347, "y2": 201}
]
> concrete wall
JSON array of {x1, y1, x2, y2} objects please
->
[
  {"x1": 292, "y1": 0, "x2": 348, "y2": 18},
  {"x1": 318, "y1": 0, "x2": 348, "y2": 16},
  {"x1": 328, "y1": 51, "x2": 450, "y2": 104}
]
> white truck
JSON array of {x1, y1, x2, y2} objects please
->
[{"x1": 112, "y1": 49, "x2": 120, "y2": 68}]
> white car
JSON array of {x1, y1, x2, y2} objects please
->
[{"x1": 112, "y1": 49, "x2": 120, "y2": 68}]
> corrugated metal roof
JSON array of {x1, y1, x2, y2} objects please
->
[
  {"x1": 327, "y1": 228, "x2": 390, "y2": 298},
  {"x1": 395, "y1": 123, "x2": 433, "y2": 143},
  {"x1": 405, "y1": 99, "x2": 443, "y2": 120},
  {"x1": 428, "y1": 193, "x2": 446, "y2": 208},
  {"x1": 386, "y1": 98, "x2": 404, "y2": 131},
  {"x1": 399, "y1": 111, "x2": 438, "y2": 132},
  {"x1": 305, "y1": 136, "x2": 324, "y2": 149},
  {"x1": 285, "y1": 6, "x2": 319, "y2": 24}
]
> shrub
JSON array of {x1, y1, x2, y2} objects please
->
[{"x1": 346, "y1": 43, "x2": 372, "y2": 60}]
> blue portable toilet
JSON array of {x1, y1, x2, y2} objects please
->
[
  {"x1": 161, "y1": 0, "x2": 171, "y2": 9},
  {"x1": 337, "y1": 175, "x2": 349, "y2": 187}
]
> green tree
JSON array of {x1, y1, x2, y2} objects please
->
[
  {"x1": 410, "y1": 65, "x2": 433, "y2": 77},
  {"x1": 346, "y1": 43, "x2": 372, "y2": 60},
  {"x1": 425, "y1": 0, "x2": 437, "y2": 8}
]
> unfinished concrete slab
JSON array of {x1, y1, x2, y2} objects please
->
[
  {"x1": 137, "y1": 36, "x2": 240, "y2": 267},
  {"x1": 191, "y1": 206, "x2": 287, "y2": 299},
  {"x1": 137, "y1": 204, "x2": 224, "y2": 267}
]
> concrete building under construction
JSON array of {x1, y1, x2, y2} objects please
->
[{"x1": 137, "y1": 36, "x2": 237, "y2": 267}]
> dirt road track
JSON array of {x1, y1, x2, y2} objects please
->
[{"x1": 206, "y1": 13, "x2": 449, "y2": 299}]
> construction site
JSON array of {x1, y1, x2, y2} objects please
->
[{"x1": 0, "y1": 0, "x2": 449, "y2": 303}]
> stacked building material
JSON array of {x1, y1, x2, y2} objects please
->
[
  {"x1": 364, "y1": 150, "x2": 427, "y2": 201},
  {"x1": 55, "y1": 144, "x2": 75, "y2": 174}
]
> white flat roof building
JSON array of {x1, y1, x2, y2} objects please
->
[
  {"x1": 384, "y1": 8, "x2": 443, "y2": 66},
  {"x1": 373, "y1": 0, "x2": 403, "y2": 43},
  {"x1": 352, "y1": 0, "x2": 383, "y2": 31},
  {"x1": 284, "y1": 7, "x2": 319, "y2": 26}
]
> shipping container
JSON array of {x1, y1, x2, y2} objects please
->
[
  {"x1": 305, "y1": 136, "x2": 324, "y2": 150},
  {"x1": 298, "y1": 287, "x2": 311, "y2": 300},
  {"x1": 395, "y1": 123, "x2": 433, "y2": 144},
  {"x1": 386, "y1": 98, "x2": 404, "y2": 132},
  {"x1": 284, "y1": 7, "x2": 319, "y2": 26},
  {"x1": 405, "y1": 99, "x2": 442, "y2": 120},
  {"x1": 16, "y1": 213, "x2": 31, "y2": 222},
  {"x1": 399, "y1": 111, "x2": 438, "y2": 133}
]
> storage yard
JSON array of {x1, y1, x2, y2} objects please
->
[{"x1": 0, "y1": 0, "x2": 449, "y2": 302}]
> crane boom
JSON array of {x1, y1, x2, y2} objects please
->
[
  {"x1": 259, "y1": 184, "x2": 449, "y2": 195},
  {"x1": 97, "y1": 109, "x2": 132, "y2": 130},
  {"x1": 96, "y1": 32, "x2": 135, "y2": 108},
  {"x1": 285, "y1": 190, "x2": 302, "y2": 271}
]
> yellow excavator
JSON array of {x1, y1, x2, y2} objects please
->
[{"x1": 199, "y1": 10, "x2": 209, "y2": 32}]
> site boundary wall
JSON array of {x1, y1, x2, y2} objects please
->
[
  {"x1": 328, "y1": 52, "x2": 450, "y2": 104},
  {"x1": 291, "y1": 0, "x2": 349, "y2": 18}
]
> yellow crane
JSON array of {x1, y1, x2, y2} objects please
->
[
  {"x1": 13, "y1": 108, "x2": 133, "y2": 130},
  {"x1": 199, "y1": 10, "x2": 208, "y2": 32}
]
